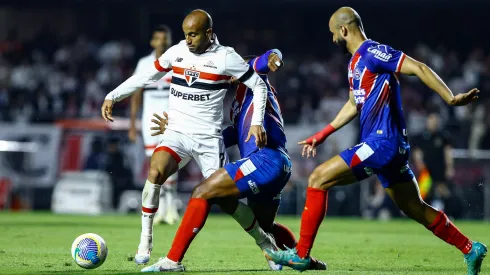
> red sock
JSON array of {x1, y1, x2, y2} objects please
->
[
  {"x1": 271, "y1": 223, "x2": 297, "y2": 250},
  {"x1": 296, "y1": 187, "x2": 328, "y2": 258},
  {"x1": 167, "y1": 198, "x2": 210, "y2": 262},
  {"x1": 426, "y1": 210, "x2": 473, "y2": 254}
]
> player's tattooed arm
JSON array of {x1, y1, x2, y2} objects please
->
[{"x1": 400, "y1": 55, "x2": 479, "y2": 106}]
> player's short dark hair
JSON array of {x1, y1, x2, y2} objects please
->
[
  {"x1": 153, "y1": 25, "x2": 172, "y2": 36},
  {"x1": 242, "y1": 55, "x2": 257, "y2": 62}
]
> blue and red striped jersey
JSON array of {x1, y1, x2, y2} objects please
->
[
  {"x1": 349, "y1": 40, "x2": 409, "y2": 146},
  {"x1": 223, "y1": 49, "x2": 287, "y2": 158}
]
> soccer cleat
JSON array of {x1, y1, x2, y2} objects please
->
[
  {"x1": 308, "y1": 256, "x2": 327, "y2": 270},
  {"x1": 464, "y1": 241, "x2": 487, "y2": 275},
  {"x1": 141, "y1": 257, "x2": 185, "y2": 272},
  {"x1": 264, "y1": 247, "x2": 310, "y2": 272},
  {"x1": 257, "y1": 234, "x2": 283, "y2": 270},
  {"x1": 135, "y1": 236, "x2": 153, "y2": 265}
]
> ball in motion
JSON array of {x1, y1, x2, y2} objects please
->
[{"x1": 71, "y1": 233, "x2": 108, "y2": 269}]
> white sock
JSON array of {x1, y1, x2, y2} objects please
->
[
  {"x1": 140, "y1": 180, "x2": 160, "y2": 248},
  {"x1": 231, "y1": 201, "x2": 267, "y2": 245},
  {"x1": 164, "y1": 182, "x2": 177, "y2": 212}
]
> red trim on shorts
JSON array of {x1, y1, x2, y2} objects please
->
[
  {"x1": 145, "y1": 145, "x2": 157, "y2": 150},
  {"x1": 154, "y1": 146, "x2": 182, "y2": 164},
  {"x1": 142, "y1": 206, "x2": 158, "y2": 213},
  {"x1": 350, "y1": 154, "x2": 362, "y2": 168}
]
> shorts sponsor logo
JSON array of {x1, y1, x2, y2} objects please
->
[{"x1": 248, "y1": 180, "x2": 259, "y2": 194}]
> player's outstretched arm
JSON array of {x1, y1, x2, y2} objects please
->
[
  {"x1": 102, "y1": 47, "x2": 175, "y2": 122},
  {"x1": 298, "y1": 92, "x2": 357, "y2": 157},
  {"x1": 400, "y1": 56, "x2": 479, "y2": 106}
]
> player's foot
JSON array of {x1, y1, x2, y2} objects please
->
[
  {"x1": 464, "y1": 241, "x2": 487, "y2": 275},
  {"x1": 264, "y1": 247, "x2": 310, "y2": 272},
  {"x1": 257, "y1": 234, "x2": 283, "y2": 271},
  {"x1": 308, "y1": 256, "x2": 327, "y2": 270},
  {"x1": 135, "y1": 235, "x2": 153, "y2": 265},
  {"x1": 141, "y1": 257, "x2": 185, "y2": 272}
]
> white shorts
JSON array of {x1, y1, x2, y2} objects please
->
[{"x1": 154, "y1": 129, "x2": 229, "y2": 179}]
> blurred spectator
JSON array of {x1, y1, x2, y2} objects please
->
[{"x1": 412, "y1": 112, "x2": 462, "y2": 218}]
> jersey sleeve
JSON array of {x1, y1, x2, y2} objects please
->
[
  {"x1": 225, "y1": 48, "x2": 268, "y2": 126},
  {"x1": 222, "y1": 125, "x2": 238, "y2": 148},
  {"x1": 365, "y1": 44, "x2": 406, "y2": 73},
  {"x1": 250, "y1": 49, "x2": 283, "y2": 74},
  {"x1": 105, "y1": 46, "x2": 175, "y2": 102}
]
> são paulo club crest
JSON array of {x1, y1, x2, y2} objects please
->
[{"x1": 184, "y1": 69, "x2": 200, "y2": 86}]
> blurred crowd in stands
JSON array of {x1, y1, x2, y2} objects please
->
[{"x1": 0, "y1": 22, "x2": 489, "y2": 151}]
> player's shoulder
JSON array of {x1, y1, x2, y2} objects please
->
[{"x1": 359, "y1": 40, "x2": 393, "y2": 58}]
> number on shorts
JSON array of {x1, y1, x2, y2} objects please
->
[{"x1": 219, "y1": 153, "x2": 225, "y2": 168}]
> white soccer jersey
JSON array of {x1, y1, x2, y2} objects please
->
[{"x1": 106, "y1": 38, "x2": 267, "y2": 138}]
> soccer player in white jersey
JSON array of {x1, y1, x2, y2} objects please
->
[
  {"x1": 128, "y1": 25, "x2": 179, "y2": 225},
  {"x1": 101, "y1": 9, "x2": 276, "y2": 266}
]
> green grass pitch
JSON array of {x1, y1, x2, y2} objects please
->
[{"x1": 0, "y1": 212, "x2": 489, "y2": 274}]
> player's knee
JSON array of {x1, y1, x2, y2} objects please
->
[
  {"x1": 308, "y1": 169, "x2": 329, "y2": 190},
  {"x1": 191, "y1": 183, "x2": 212, "y2": 200},
  {"x1": 147, "y1": 166, "x2": 162, "y2": 184}
]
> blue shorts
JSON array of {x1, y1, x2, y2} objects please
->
[
  {"x1": 339, "y1": 138, "x2": 414, "y2": 188},
  {"x1": 224, "y1": 148, "x2": 292, "y2": 203}
]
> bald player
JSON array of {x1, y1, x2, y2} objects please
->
[
  {"x1": 265, "y1": 7, "x2": 487, "y2": 274},
  {"x1": 102, "y1": 9, "x2": 274, "y2": 266}
]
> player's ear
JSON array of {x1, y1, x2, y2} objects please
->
[
  {"x1": 340, "y1": 25, "x2": 348, "y2": 38},
  {"x1": 206, "y1": 29, "x2": 213, "y2": 41}
]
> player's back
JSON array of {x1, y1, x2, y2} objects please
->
[
  {"x1": 230, "y1": 57, "x2": 287, "y2": 158},
  {"x1": 349, "y1": 40, "x2": 408, "y2": 147}
]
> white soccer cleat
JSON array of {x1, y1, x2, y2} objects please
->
[
  {"x1": 257, "y1": 234, "x2": 283, "y2": 271},
  {"x1": 135, "y1": 236, "x2": 153, "y2": 265},
  {"x1": 141, "y1": 257, "x2": 185, "y2": 272}
]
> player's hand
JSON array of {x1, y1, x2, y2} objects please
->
[
  {"x1": 449, "y1": 88, "x2": 479, "y2": 106},
  {"x1": 150, "y1": 111, "x2": 169, "y2": 136},
  {"x1": 128, "y1": 126, "x2": 137, "y2": 142},
  {"x1": 298, "y1": 139, "x2": 317, "y2": 158},
  {"x1": 268, "y1": 53, "x2": 283, "y2": 72},
  {"x1": 246, "y1": 125, "x2": 267, "y2": 149},
  {"x1": 101, "y1": 99, "x2": 114, "y2": 122}
]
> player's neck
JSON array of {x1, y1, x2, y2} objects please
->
[
  {"x1": 348, "y1": 33, "x2": 368, "y2": 55},
  {"x1": 155, "y1": 50, "x2": 165, "y2": 58}
]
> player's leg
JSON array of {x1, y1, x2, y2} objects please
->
[
  {"x1": 249, "y1": 200, "x2": 327, "y2": 270},
  {"x1": 142, "y1": 168, "x2": 242, "y2": 272},
  {"x1": 136, "y1": 130, "x2": 191, "y2": 265},
  {"x1": 265, "y1": 153, "x2": 361, "y2": 271},
  {"x1": 385, "y1": 176, "x2": 487, "y2": 274}
]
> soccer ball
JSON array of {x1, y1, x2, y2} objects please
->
[{"x1": 71, "y1": 233, "x2": 108, "y2": 269}]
